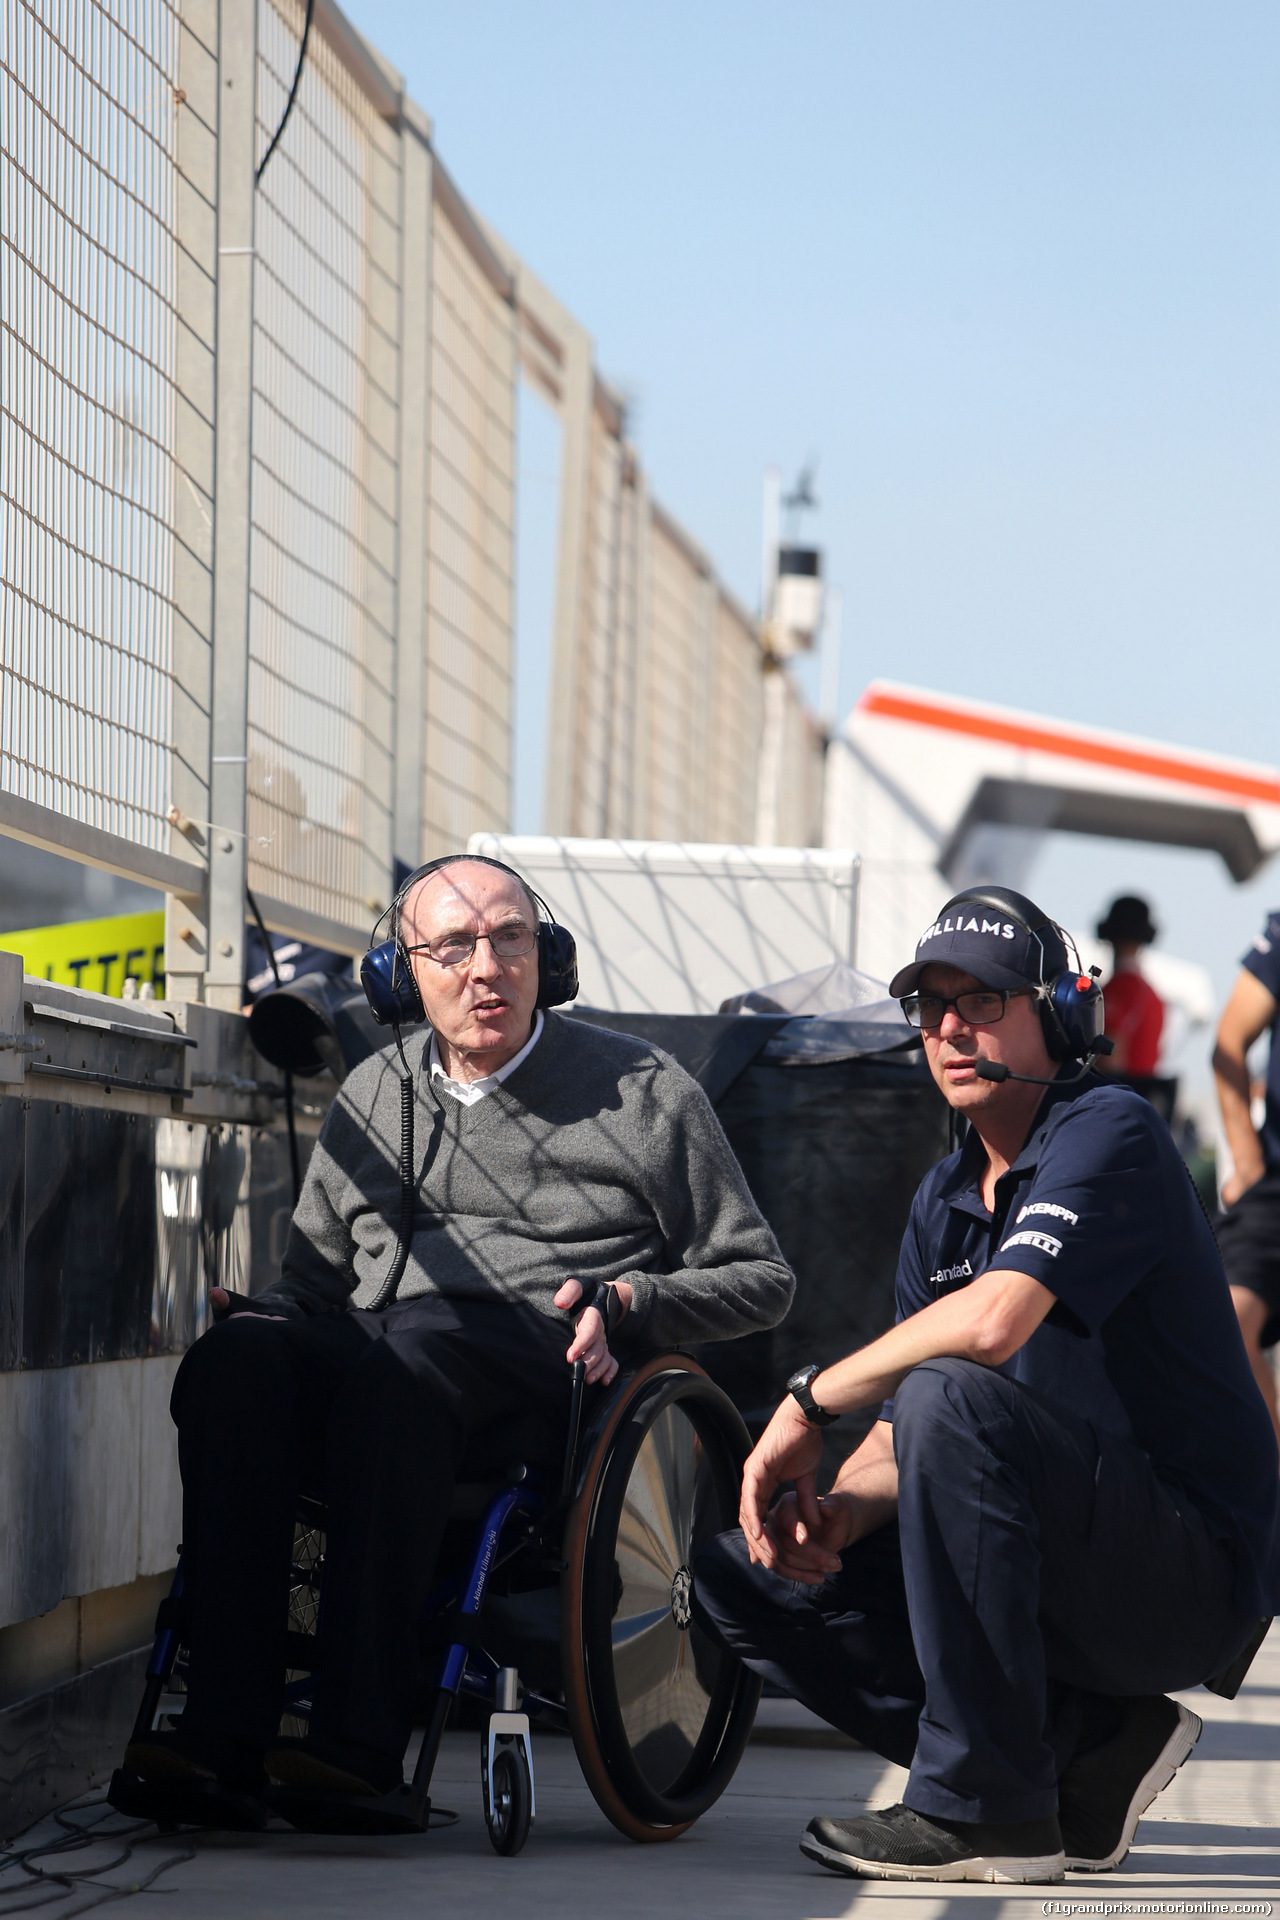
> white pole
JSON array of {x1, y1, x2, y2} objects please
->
[
  {"x1": 756, "y1": 467, "x2": 784, "y2": 845},
  {"x1": 761, "y1": 466, "x2": 780, "y2": 620},
  {"x1": 819, "y1": 585, "x2": 843, "y2": 730},
  {"x1": 755, "y1": 665, "x2": 786, "y2": 847}
]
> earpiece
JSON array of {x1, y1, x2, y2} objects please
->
[
  {"x1": 536, "y1": 915, "x2": 579, "y2": 1010},
  {"x1": 937, "y1": 884, "x2": 1104, "y2": 1062},
  {"x1": 359, "y1": 938, "x2": 426, "y2": 1028},
  {"x1": 1041, "y1": 966, "x2": 1106, "y2": 1062},
  {"x1": 359, "y1": 854, "x2": 579, "y2": 1028}
]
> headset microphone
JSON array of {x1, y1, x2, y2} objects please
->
[{"x1": 974, "y1": 1039, "x2": 1113, "y2": 1089}]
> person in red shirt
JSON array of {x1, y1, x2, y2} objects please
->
[{"x1": 1096, "y1": 896, "x2": 1164, "y2": 1078}]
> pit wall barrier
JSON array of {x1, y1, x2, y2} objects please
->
[{"x1": 0, "y1": 956, "x2": 331, "y2": 1835}]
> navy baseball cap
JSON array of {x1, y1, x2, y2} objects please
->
[{"x1": 889, "y1": 888, "x2": 1069, "y2": 999}]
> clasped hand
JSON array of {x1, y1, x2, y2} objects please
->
[{"x1": 739, "y1": 1400, "x2": 854, "y2": 1587}]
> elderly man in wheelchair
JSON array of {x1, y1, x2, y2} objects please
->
[{"x1": 111, "y1": 854, "x2": 793, "y2": 1850}]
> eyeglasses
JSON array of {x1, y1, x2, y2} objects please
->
[
  {"x1": 901, "y1": 986, "x2": 1034, "y2": 1030},
  {"x1": 405, "y1": 925, "x2": 537, "y2": 968}
]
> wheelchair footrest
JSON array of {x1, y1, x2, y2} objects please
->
[
  {"x1": 267, "y1": 1781, "x2": 430, "y2": 1836},
  {"x1": 107, "y1": 1768, "x2": 268, "y2": 1833}
]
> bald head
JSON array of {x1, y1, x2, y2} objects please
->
[
  {"x1": 403, "y1": 856, "x2": 537, "y2": 930},
  {"x1": 400, "y1": 858, "x2": 541, "y2": 1081}
]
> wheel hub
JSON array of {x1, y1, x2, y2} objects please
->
[{"x1": 669, "y1": 1564, "x2": 692, "y2": 1631}]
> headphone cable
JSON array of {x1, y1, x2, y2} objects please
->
[{"x1": 367, "y1": 1027, "x2": 427, "y2": 1313}]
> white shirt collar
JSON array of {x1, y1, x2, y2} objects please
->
[{"x1": 428, "y1": 1009, "x2": 544, "y2": 1106}]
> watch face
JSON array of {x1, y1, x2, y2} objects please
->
[{"x1": 787, "y1": 1365, "x2": 817, "y2": 1393}]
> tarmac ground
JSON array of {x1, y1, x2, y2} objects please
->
[{"x1": 6, "y1": 1632, "x2": 1279, "y2": 1919}]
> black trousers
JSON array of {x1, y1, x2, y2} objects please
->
[
  {"x1": 1218, "y1": 1169, "x2": 1280, "y2": 1346},
  {"x1": 170, "y1": 1294, "x2": 574, "y2": 1762},
  {"x1": 693, "y1": 1358, "x2": 1257, "y2": 1824}
]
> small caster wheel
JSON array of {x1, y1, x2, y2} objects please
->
[{"x1": 483, "y1": 1739, "x2": 531, "y2": 1856}]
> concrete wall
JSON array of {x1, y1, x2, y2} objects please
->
[
  {"x1": 0, "y1": 1358, "x2": 182, "y2": 1631},
  {"x1": 0, "y1": 976, "x2": 326, "y2": 1833}
]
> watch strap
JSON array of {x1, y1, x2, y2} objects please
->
[{"x1": 788, "y1": 1367, "x2": 838, "y2": 1428}]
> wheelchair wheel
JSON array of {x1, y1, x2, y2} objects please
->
[
  {"x1": 484, "y1": 1741, "x2": 532, "y2": 1856},
  {"x1": 280, "y1": 1499, "x2": 325, "y2": 1737},
  {"x1": 561, "y1": 1356, "x2": 762, "y2": 1842}
]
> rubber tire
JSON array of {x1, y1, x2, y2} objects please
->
[{"x1": 485, "y1": 1742, "x2": 532, "y2": 1856}]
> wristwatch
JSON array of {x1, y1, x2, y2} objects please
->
[{"x1": 786, "y1": 1363, "x2": 838, "y2": 1428}]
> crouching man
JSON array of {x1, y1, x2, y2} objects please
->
[
  {"x1": 694, "y1": 886, "x2": 1279, "y2": 1885},
  {"x1": 123, "y1": 855, "x2": 793, "y2": 1826}
]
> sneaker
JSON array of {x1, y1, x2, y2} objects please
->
[
  {"x1": 1059, "y1": 1695, "x2": 1202, "y2": 1871},
  {"x1": 801, "y1": 1802, "x2": 1065, "y2": 1883}
]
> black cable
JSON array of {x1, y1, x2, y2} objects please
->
[
  {"x1": 246, "y1": 889, "x2": 302, "y2": 1207},
  {"x1": 0, "y1": 1798, "x2": 194, "y2": 1916},
  {"x1": 255, "y1": 0, "x2": 315, "y2": 186}
]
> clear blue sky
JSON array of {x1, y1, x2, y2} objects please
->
[{"x1": 345, "y1": 0, "x2": 1278, "y2": 1079}]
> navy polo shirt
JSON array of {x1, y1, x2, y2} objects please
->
[
  {"x1": 884, "y1": 1072, "x2": 1280, "y2": 1615},
  {"x1": 1241, "y1": 910, "x2": 1280, "y2": 1171}
]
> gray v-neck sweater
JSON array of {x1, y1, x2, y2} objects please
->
[{"x1": 265, "y1": 1011, "x2": 794, "y2": 1349}]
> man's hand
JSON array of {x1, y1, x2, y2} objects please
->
[
  {"x1": 554, "y1": 1278, "x2": 632, "y2": 1386},
  {"x1": 739, "y1": 1396, "x2": 825, "y2": 1570},
  {"x1": 209, "y1": 1287, "x2": 287, "y2": 1323},
  {"x1": 1222, "y1": 1166, "x2": 1265, "y2": 1208},
  {"x1": 1214, "y1": 969, "x2": 1275, "y2": 1207},
  {"x1": 760, "y1": 1490, "x2": 857, "y2": 1585},
  {"x1": 745, "y1": 1415, "x2": 900, "y2": 1583}
]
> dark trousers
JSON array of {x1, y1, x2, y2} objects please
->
[
  {"x1": 170, "y1": 1294, "x2": 573, "y2": 1762},
  {"x1": 693, "y1": 1357, "x2": 1256, "y2": 1824}
]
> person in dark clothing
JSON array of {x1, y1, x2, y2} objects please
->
[
  {"x1": 694, "y1": 885, "x2": 1278, "y2": 1886},
  {"x1": 1214, "y1": 908, "x2": 1280, "y2": 1450},
  {"x1": 124, "y1": 857, "x2": 792, "y2": 1825}
]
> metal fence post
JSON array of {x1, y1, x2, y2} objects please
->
[
  {"x1": 393, "y1": 102, "x2": 434, "y2": 873},
  {"x1": 543, "y1": 321, "x2": 595, "y2": 838},
  {"x1": 205, "y1": 0, "x2": 258, "y2": 1011},
  {"x1": 164, "y1": 0, "x2": 221, "y2": 999}
]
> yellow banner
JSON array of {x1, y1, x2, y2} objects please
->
[{"x1": 0, "y1": 912, "x2": 167, "y2": 998}]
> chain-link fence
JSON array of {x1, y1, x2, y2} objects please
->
[
  {"x1": 2, "y1": 0, "x2": 181, "y2": 853},
  {"x1": 2, "y1": 0, "x2": 826, "y2": 997},
  {"x1": 247, "y1": 0, "x2": 401, "y2": 931},
  {"x1": 421, "y1": 181, "x2": 518, "y2": 862}
]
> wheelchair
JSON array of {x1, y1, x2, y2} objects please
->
[{"x1": 109, "y1": 1353, "x2": 761, "y2": 1853}]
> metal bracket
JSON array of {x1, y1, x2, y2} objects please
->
[
  {"x1": 28, "y1": 1062, "x2": 191, "y2": 1100},
  {"x1": 25, "y1": 1002, "x2": 197, "y2": 1047},
  {"x1": 190, "y1": 1069, "x2": 266, "y2": 1094},
  {"x1": 0, "y1": 1033, "x2": 42, "y2": 1055},
  {"x1": 483, "y1": 1712, "x2": 535, "y2": 1823}
]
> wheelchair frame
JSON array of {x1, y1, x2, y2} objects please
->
[{"x1": 112, "y1": 1353, "x2": 761, "y2": 1851}]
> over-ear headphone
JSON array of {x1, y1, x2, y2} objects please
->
[
  {"x1": 359, "y1": 854, "x2": 579, "y2": 1029},
  {"x1": 938, "y1": 885, "x2": 1104, "y2": 1062}
]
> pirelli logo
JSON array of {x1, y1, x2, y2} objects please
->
[{"x1": 1001, "y1": 1229, "x2": 1062, "y2": 1258}]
